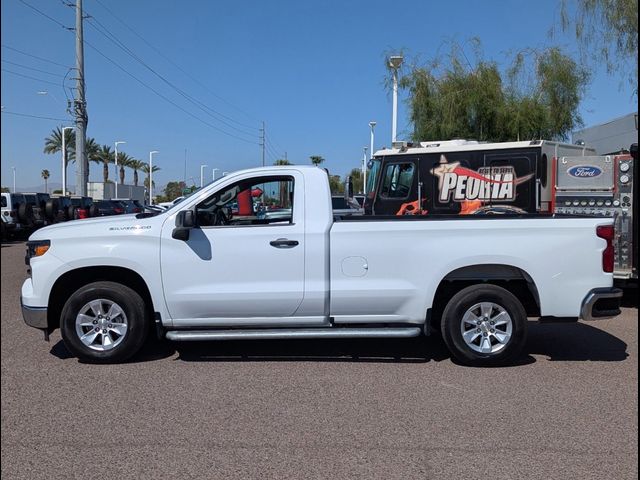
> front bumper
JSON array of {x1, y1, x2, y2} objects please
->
[
  {"x1": 580, "y1": 287, "x2": 623, "y2": 321},
  {"x1": 21, "y1": 299, "x2": 48, "y2": 329}
]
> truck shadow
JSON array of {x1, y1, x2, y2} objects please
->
[{"x1": 50, "y1": 320, "x2": 629, "y2": 365}]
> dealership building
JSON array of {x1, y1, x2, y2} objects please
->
[{"x1": 572, "y1": 112, "x2": 638, "y2": 154}]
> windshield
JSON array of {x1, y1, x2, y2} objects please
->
[
  {"x1": 366, "y1": 158, "x2": 381, "y2": 194},
  {"x1": 163, "y1": 176, "x2": 228, "y2": 214}
]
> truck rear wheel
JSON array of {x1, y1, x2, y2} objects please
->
[
  {"x1": 440, "y1": 284, "x2": 527, "y2": 367},
  {"x1": 60, "y1": 281, "x2": 149, "y2": 363}
]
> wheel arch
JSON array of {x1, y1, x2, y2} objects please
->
[
  {"x1": 47, "y1": 266, "x2": 155, "y2": 331},
  {"x1": 428, "y1": 264, "x2": 540, "y2": 333}
]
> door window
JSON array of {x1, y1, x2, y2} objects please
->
[
  {"x1": 196, "y1": 176, "x2": 294, "y2": 227},
  {"x1": 380, "y1": 163, "x2": 415, "y2": 198}
]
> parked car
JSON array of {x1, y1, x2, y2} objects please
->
[
  {"x1": 158, "y1": 196, "x2": 184, "y2": 209},
  {"x1": 112, "y1": 198, "x2": 144, "y2": 214},
  {"x1": 70, "y1": 196, "x2": 95, "y2": 219},
  {"x1": 143, "y1": 205, "x2": 165, "y2": 215},
  {"x1": 22, "y1": 193, "x2": 50, "y2": 228},
  {"x1": 49, "y1": 196, "x2": 76, "y2": 223},
  {"x1": 22, "y1": 166, "x2": 622, "y2": 365},
  {"x1": 1, "y1": 192, "x2": 32, "y2": 235},
  {"x1": 94, "y1": 200, "x2": 125, "y2": 216},
  {"x1": 331, "y1": 195, "x2": 363, "y2": 216}
]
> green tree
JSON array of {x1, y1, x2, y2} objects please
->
[
  {"x1": 397, "y1": 42, "x2": 589, "y2": 142},
  {"x1": 347, "y1": 168, "x2": 364, "y2": 194},
  {"x1": 41, "y1": 169, "x2": 50, "y2": 193},
  {"x1": 274, "y1": 159, "x2": 292, "y2": 165},
  {"x1": 1, "y1": 187, "x2": 10, "y2": 193},
  {"x1": 44, "y1": 128, "x2": 100, "y2": 171},
  {"x1": 128, "y1": 159, "x2": 145, "y2": 186},
  {"x1": 94, "y1": 145, "x2": 114, "y2": 183},
  {"x1": 559, "y1": 0, "x2": 638, "y2": 89},
  {"x1": 328, "y1": 175, "x2": 344, "y2": 194},
  {"x1": 141, "y1": 163, "x2": 161, "y2": 203},
  {"x1": 116, "y1": 152, "x2": 133, "y2": 185},
  {"x1": 43, "y1": 127, "x2": 75, "y2": 169},
  {"x1": 164, "y1": 181, "x2": 187, "y2": 201},
  {"x1": 310, "y1": 155, "x2": 325, "y2": 167}
]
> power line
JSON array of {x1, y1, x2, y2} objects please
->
[
  {"x1": 13, "y1": 0, "x2": 259, "y2": 145},
  {"x1": 1, "y1": 68, "x2": 63, "y2": 87},
  {"x1": 84, "y1": 14, "x2": 259, "y2": 138},
  {"x1": 16, "y1": 0, "x2": 71, "y2": 30},
  {"x1": 82, "y1": 39, "x2": 259, "y2": 145},
  {"x1": 91, "y1": 0, "x2": 258, "y2": 127},
  {"x1": 1, "y1": 45, "x2": 73, "y2": 68},
  {"x1": 1, "y1": 59, "x2": 65, "y2": 77},
  {"x1": 1, "y1": 110, "x2": 70, "y2": 121}
]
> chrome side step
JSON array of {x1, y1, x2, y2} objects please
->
[{"x1": 165, "y1": 327, "x2": 422, "y2": 342}]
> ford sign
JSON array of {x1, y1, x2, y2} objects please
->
[{"x1": 567, "y1": 165, "x2": 603, "y2": 178}]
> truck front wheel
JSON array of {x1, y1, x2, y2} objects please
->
[
  {"x1": 440, "y1": 284, "x2": 527, "y2": 367},
  {"x1": 60, "y1": 281, "x2": 149, "y2": 363}
]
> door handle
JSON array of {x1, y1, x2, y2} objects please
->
[{"x1": 270, "y1": 238, "x2": 299, "y2": 248}]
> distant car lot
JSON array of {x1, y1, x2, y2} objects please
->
[{"x1": 1, "y1": 240, "x2": 637, "y2": 479}]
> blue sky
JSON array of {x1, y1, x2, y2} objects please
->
[{"x1": 1, "y1": 0, "x2": 637, "y2": 191}]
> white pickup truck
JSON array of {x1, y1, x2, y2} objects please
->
[{"x1": 21, "y1": 166, "x2": 622, "y2": 366}]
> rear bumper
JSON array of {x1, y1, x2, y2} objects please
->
[{"x1": 580, "y1": 287, "x2": 623, "y2": 321}]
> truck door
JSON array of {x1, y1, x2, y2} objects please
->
[
  {"x1": 159, "y1": 171, "x2": 305, "y2": 323},
  {"x1": 483, "y1": 152, "x2": 537, "y2": 213},
  {"x1": 373, "y1": 158, "x2": 420, "y2": 215}
]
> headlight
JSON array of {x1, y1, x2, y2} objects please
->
[{"x1": 25, "y1": 240, "x2": 50, "y2": 265}]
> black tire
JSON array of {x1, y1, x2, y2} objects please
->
[
  {"x1": 60, "y1": 281, "x2": 149, "y2": 363},
  {"x1": 45, "y1": 198, "x2": 59, "y2": 220},
  {"x1": 440, "y1": 284, "x2": 527, "y2": 367},
  {"x1": 89, "y1": 204, "x2": 99, "y2": 218},
  {"x1": 17, "y1": 202, "x2": 33, "y2": 223},
  {"x1": 66, "y1": 205, "x2": 75, "y2": 221}
]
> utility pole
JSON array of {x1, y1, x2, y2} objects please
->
[
  {"x1": 75, "y1": 0, "x2": 88, "y2": 196},
  {"x1": 260, "y1": 121, "x2": 265, "y2": 167},
  {"x1": 284, "y1": 151, "x2": 288, "y2": 163},
  {"x1": 183, "y1": 148, "x2": 187, "y2": 185}
]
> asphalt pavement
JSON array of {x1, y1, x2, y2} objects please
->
[{"x1": 1, "y1": 240, "x2": 638, "y2": 479}]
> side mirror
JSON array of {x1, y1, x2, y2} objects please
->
[
  {"x1": 344, "y1": 175, "x2": 354, "y2": 200},
  {"x1": 172, "y1": 210, "x2": 196, "y2": 241}
]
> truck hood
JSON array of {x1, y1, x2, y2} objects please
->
[{"x1": 29, "y1": 214, "x2": 165, "y2": 241}]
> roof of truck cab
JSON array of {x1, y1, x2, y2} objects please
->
[{"x1": 372, "y1": 139, "x2": 594, "y2": 157}]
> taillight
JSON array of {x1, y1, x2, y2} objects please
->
[
  {"x1": 114, "y1": 208, "x2": 124, "y2": 214},
  {"x1": 596, "y1": 225, "x2": 614, "y2": 273},
  {"x1": 78, "y1": 208, "x2": 89, "y2": 219}
]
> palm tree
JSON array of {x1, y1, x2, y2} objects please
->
[
  {"x1": 141, "y1": 162, "x2": 161, "y2": 202},
  {"x1": 85, "y1": 137, "x2": 100, "y2": 166},
  {"x1": 310, "y1": 155, "x2": 325, "y2": 167},
  {"x1": 41, "y1": 169, "x2": 50, "y2": 193},
  {"x1": 94, "y1": 145, "x2": 114, "y2": 183},
  {"x1": 44, "y1": 127, "x2": 75, "y2": 168},
  {"x1": 128, "y1": 159, "x2": 145, "y2": 186},
  {"x1": 116, "y1": 152, "x2": 133, "y2": 184}
]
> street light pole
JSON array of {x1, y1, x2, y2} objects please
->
[
  {"x1": 367, "y1": 121, "x2": 376, "y2": 195},
  {"x1": 362, "y1": 147, "x2": 368, "y2": 194},
  {"x1": 388, "y1": 55, "x2": 403, "y2": 143},
  {"x1": 61, "y1": 126, "x2": 74, "y2": 195},
  {"x1": 114, "y1": 140, "x2": 126, "y2": 199},
  {"x1": 149, "y1": 151, "x2": 159, "y2": 205},
  {"x1": 12, "y1": 166, "x2": 16, "y2": 193},
  {"x1": 200, "y1": 164, "x2": 208, "y2": 188},
  {"x1": 212, "y1": 168, "x2": 219, "y2": 181}
]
